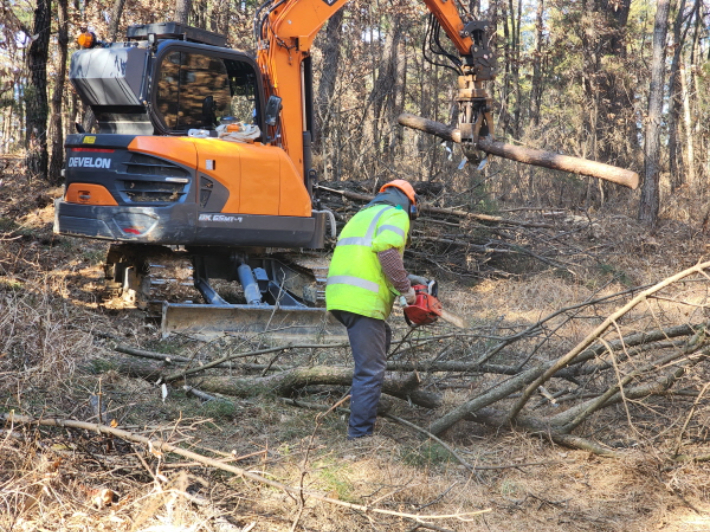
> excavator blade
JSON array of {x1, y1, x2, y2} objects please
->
[{"x1": 161, "y1": 302, "x2": 347, "y2": 341}]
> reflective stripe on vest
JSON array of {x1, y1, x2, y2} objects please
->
[
  {"x1": 376, "y1": 224, "x2": 405, "y2": 239},
  {"x1": 326, "y1": 275, "x2": 379, "y2": 293},
  {"x1": 336, "y1": 206, "x2": 393, "y2": 247}
]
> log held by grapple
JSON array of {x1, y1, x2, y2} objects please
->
[{"x1": 397, "y1": 112, "x2": 639, "y2": 190}]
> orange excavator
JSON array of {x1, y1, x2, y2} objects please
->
[{"x1": 54, "y1": 0, "x2": 495, "y2": 338}]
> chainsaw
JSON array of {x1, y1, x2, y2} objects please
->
[{"x1": 400, "y1": 276, "x2": 467, "y2": 329}]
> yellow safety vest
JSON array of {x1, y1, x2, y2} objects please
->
[{"x1": 326, "y1": 204, "x2": 410, "y2": 320}]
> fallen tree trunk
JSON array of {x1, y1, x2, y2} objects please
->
[
  {"x1": 549, "y1": 350, "x2": 708, "y2": 432},
  {"x1": 398, "y1": 113, "x2": 639, "y2": 190},
  {"x1": 509, "y1": 263, "x2": 710, "y2": 422},
  {"x1": 110, "y1": 357, "x2": 442, "y2": 409},
  {"x1": 427, "y1": 320, "x2": 702, "y2": 436},
  {"x1": 465, "y1": 408, "x2": 622, "y2": 458}
]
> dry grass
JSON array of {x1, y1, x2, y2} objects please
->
[{"x1": 2, "y1": 174, "x2": 710, "y2": 531}]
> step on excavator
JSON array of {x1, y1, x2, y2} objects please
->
[{"x1": 54, "y1": 0, "x2": 496, "y2": 339}]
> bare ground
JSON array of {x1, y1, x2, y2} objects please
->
[{"x1": 2, "y1": 173, "x2": 710, "y2": 532}]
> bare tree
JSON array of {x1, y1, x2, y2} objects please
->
[
  {"x1": 49, "y1": 0, "x2": 69, "y2": 184},
  {"x1": 639, "y1": 0, "x2": 672, "y2": 225},
  {"x1": 175, "y1": 0, "x2": 190, "y2": 25},
  {"x1": 108, "y1": 0, "x2": 127, "y2": 41},
  {"x1": 316, "y1": 7, "x2": 345, "y2": 181},
  {"x1": 667, "y1": 0, "x2": 689, "y2": 191},
  {"x1": 529, "y1": 0, "x2": 545, "y2": 127},
  {"x1": 25, "y1": 0, "x2": 51, "y2": 181}
]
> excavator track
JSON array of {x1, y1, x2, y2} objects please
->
[{"x1": 103, "y1": 244, "x2": 344, "y2": 341}]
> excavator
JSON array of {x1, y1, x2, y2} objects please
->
[{"x1": 54, "y1": 0, "x2": 496, "y2": 338}]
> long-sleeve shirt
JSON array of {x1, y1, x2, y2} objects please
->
[{"x1": 377, "y1": 248, "x2": 411, "y2": 294}]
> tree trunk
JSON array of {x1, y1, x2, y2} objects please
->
[
  {"x1": 639, "y1": 0, "x2": 671, "y2": 225},
  {"x1": 388, "y1": 29, "x2": 407, "y2": 156},
  {"x1": 398, "y1": 113, "x2": 639, "y2": 189},
  {"x1": 174, "y1": 0, "x2": 190, "y2": 25},
  {"x1": 499, "y1": 0, "x2": 511, "y2": 138},
  {"x1": 578, "y1": 0, "x2": 636, "y2": 190},
  {"x1": 25, "y1": 0, "x2": 51, "y2": 181},
  {"x1": 317, "y1": 7, "x2": 345, "y2": 132},
  {"x1": 194, "y1": 0, "x2": 207, "y2": 29},
  {"x1": 369, "y1": 14, "x2": 401, "y2": 164},
  {"x1": 111, "y1": 358, "x2": 442, "y2": 409},
  {"x1": 529, "y1": 0, "x2": 545, "y2": 127},
  {"x1": 316, "y1": 7, "x2": 345, "y2": 181},
  {"x1": 48, "y1": 0, "x2": 69, "y2": 185},
  {"x1": 510, "y1": 0, "x2": 522, "y2": 137},
  {"x1": 108, "y1": 0, "x2": 127, "y2": 41},
  {"x1": 667, "y1": 0, "x2": 688, "y2": 191},
  {"x1": 680, "y1": 64, "x2": 696, "y2": 188},
  {"x1": 689, "y1": 1, "x2": 705, "y2": 185}
]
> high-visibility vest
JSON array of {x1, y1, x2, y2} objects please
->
[{"x1": 326, "y1": 204, "x2": 410, "y2": 320}]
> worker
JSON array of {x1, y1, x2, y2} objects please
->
[{"x1": 326, "y1": 179, "x2": 420, "y2": 440}]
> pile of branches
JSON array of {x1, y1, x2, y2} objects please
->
[
  {"x1": 315, "y1": 181, "x2": 582, "y2": 280},
  {"x1": 94, "y1": 261, "x2": 710, "y2": 461}
]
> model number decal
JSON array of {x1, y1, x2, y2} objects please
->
[
  {"x1": 199, "y1": 214, "x2": 244, "y2": 223},
  {"x1": 67, "y1": 157, "x2": 112, "y2": 169}
]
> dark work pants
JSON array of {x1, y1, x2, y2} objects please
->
[{"x1": 331, "y1": 310, "x2": 392, "y2": 439}]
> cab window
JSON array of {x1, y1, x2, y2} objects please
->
[{"x1": 155, "y1": 50, "x2": 259, "y2": 132}]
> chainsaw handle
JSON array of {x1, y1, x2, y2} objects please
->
[
  {"x1": 427, "y1": 279, "x2": 438, "y2": 298},
  {"x1": 407, "y1": 274, "x2": 429, "y2": 287},
  {"x1": 407, "y1": 275, "x2": 438, "y2": 298}
]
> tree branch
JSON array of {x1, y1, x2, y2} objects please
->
[{"x1": 0, "y1": 413, "x2": 489, "y2": 522}]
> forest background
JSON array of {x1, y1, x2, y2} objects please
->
[{"x1": 2, "y1": 0, "x2": 709, "y2": 224}]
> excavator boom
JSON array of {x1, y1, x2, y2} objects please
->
[{"x1": 256, "y1": 0, "x2": 494, "y2": 182}]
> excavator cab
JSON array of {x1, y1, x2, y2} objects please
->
[
  {"x1": 151, "y1": 47, "x2": 261, "y2": 135},
  {"x1": 70, "y1": 29, "x2": 263, "y2": 137}
]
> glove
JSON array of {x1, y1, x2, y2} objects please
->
[{"x1": 402, "y1": 286, "x2": 417, "y2": 305}]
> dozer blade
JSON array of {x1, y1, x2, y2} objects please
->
[{"x1": 161, "y1": 302, "x2": 347, "y2": 341}]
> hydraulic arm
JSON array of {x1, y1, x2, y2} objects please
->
[{"x1": 254, "y1": 0, "x2": 496, "y2": 182}]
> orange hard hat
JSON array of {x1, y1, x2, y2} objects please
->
[
  {"x1": 380, "y1": 180, "x2": 417, "y2": 205},
  {"x1": 379, "y1": 179, "x2": 419, "y2": 220}
]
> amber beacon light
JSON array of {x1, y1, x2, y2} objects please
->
[{"x1": 77, "y1": 31, "x2": 97, "y2": 49}]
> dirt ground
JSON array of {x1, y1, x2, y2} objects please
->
[{"x1": 2, "y1": 172, "x2": 710, "y2": 532}]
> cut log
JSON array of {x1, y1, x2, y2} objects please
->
[
  {"x1": 110, "y1": 357, "x2": 442, "y2": 409},
  {"x1": 398, "y1": 113, "x2": 639, "y2": 190}
]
